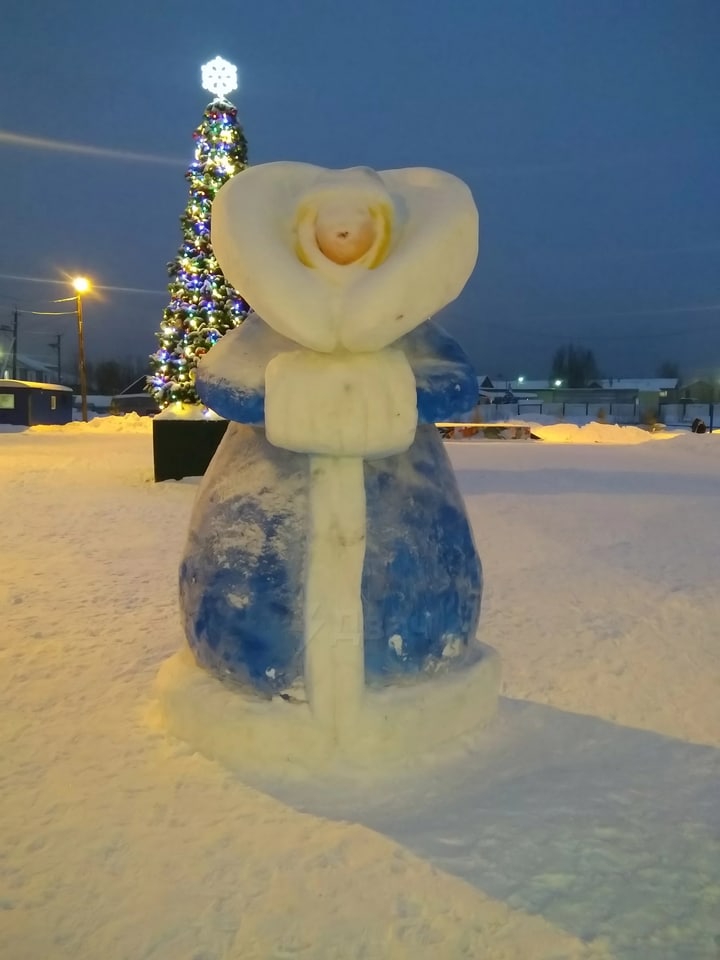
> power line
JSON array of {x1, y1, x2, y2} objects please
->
[
  {"x1": 0, "y1": 274, "x2": 165, "y2": 296},
  {"x1": 11, "y1": 329, "x2": 59, "y2": 337},
  {"x1": 0, "y1": 130, "x2": 184, "y2": 167},
  {"x1": 97, "y1": 284, "x2": 166, "y2": 296}
]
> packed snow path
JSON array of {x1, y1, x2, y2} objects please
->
[{"x1": 1, "y1": 418, "x2": 718, "y2": 959}]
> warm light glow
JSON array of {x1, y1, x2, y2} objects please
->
[
  {"x1": 201, "y1": 57, "x2": 238, "y2": 99},
  {"x1": 72, "y1": 276, "x2": 90, "y2": 294}
]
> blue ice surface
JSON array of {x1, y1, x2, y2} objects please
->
[{"x1": 181, "y1": 317, "x2": 482, "y2": 694}]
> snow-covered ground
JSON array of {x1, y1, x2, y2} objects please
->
[{"x1": 1, "y1": 416, "x2": 718, "y2": 960}]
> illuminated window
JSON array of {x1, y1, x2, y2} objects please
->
[
  {"x1": 50, "y1": 396, "x2": 57, "y2": 411},
  {"x1": 0, "y1": 394, "x2": 14, "y2": 409}
]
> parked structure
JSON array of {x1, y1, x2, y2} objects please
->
[
  {"x1": 0, "y1": 380, "x2": 73, "y2": 426},
  {"x1": 73, "y1": 395, "x2": 113, "y2": 416},
  {"x1": 110, "y1": 376, "x2": 160, "y2": 416}
]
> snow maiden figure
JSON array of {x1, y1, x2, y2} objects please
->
[{"x1": 156, "y1": 162, "x2": 500, "y2": 768}]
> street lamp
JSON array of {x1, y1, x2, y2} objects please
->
[
  {"x1": 72, "y1": 276, "x2": 90, "y2": 422},
  {"x1": 552, "y1": 378, "x2": 563, "y2": 413}
]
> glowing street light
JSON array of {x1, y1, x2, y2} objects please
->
[
  {"x1": 554, "y1": 379, "x2": 563, "y2": 388},
  {"x1": 72, "y1": 276, "x2": 91, "y2": 422}
]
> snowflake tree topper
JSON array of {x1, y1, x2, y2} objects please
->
[{"x1": 201, "y1": 57, "x2": 238, "y2": 100}]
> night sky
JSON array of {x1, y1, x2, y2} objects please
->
[{"x1": 1, "y1": 0, "x2": 719, "y2": 381}]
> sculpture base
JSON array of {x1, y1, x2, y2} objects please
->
[{"x1": 152, "y1": 644, "x2": 501, "y2": 773}]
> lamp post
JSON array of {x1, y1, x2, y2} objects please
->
[
  {"x1": 0, "y1": 309, "x2": 19, "y2": 379},
  {"x1": 72, "y1": 276, "x2": 90, "y2": 422},
  {"x1": 552, "y1": 379, "x2": 563, "y2": 414}
]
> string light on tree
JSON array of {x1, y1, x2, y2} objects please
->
[{"x1": 148, "y1": 57, "x2": 249, "y2": 407}]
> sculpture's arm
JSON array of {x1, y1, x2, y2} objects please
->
[
  {"x1": 400, "y1": 320, "x2": 478, "y2": 423},
  {"x1": 195, "y1": 313, "x2": 296, "y2": 423}
]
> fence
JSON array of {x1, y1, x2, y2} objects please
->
[
  {"x1": 479, "y1": 401, "x2": 639, "y2": 424},
  {"x1": 659, "y1": 403, "x2": 716, "y2": 427}
]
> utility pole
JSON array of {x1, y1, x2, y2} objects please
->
[
  {"x1": 12, "y1": 305, "x2": 18, "y2": 380},
  {"x1": 48, "y1": 334, "x2": 63, "y2": 384},
  {"x1": 72, "y1": 278, "x2": 90, "y2": 422},
  {"x1": 75, "y1": 295, "x2": 88, "y2": 421}
]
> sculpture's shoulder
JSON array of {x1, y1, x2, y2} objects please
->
[
  {"x1": 196, "y1": 313, "x2": 478, "y2": 426},
  {"x1": 196, "y1": 313, "x2": 297, "y2": 423},
  {"x1": 398, "y1": 319, "x2": 478, "y2": 423}
]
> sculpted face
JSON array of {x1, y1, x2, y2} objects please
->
[
  {"x1": 211, "y1": 161, "x2": 479, "y2": 353},
  {"x1": 294, "y1": 187, "x2": 393, "y2": 275},
  {"x1": 314, "y1": 203, "x2": 376, "y2": 265}
]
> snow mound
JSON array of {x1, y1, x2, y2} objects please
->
[
  {"x1": 2, "y1": 421, "x2": 718, "y2": 959},
  {"x1": 154, "y1": 402, "x2": 223, "y2": 421},
  {"x1": 529, "y1": 421, "x2": 679, "y2": 444},
  {"x1": 30, "y1": 413, "x2": 153, "y2": 435},
  {"x1": 153, "y1": 643, "x2": 500, "y2": 773}
]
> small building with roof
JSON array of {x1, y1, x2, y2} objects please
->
[{"x1": 0, "y1": 380, "x2": 73, "y2": 426}]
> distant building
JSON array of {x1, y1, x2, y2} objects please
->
[
  {"x1": 473, "y1": 375, "x2": 680, "y2": 424},
  {"x1": 590, "y1": 378, "x2": 678, "y2": 395},
  {"x1": 677, "y1": 379, "x2": 719, "y2": 403},
  {"x1": 0, "y1": 352, "x2": 57, "y2": 384},
  {"x1": 110, "y1": 375, "x2": 159, "y2": 416},
  {"x1": 501, "y1": 376, "x2": 678, "y2": 396},
  {"x1": 0, "y1": 380, "x2": 73, "y2": 426},
  {"x1": 475, "y1": 375, "x2": 522, "y2": 403}
]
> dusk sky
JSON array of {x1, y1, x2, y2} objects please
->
[{"x1": 1, "y1": 0, "x2": 719, "y2": 381}]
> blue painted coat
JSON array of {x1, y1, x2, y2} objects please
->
[{"x1": 179, "y1": 314, "x2": 483, "y2": 695}]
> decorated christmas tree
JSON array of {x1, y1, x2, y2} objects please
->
[{"x1": 148, "y1": 57, "x2": 249, "y2": 407}]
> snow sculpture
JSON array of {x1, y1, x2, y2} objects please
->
[{"x1": 159, "y1": 162, "x2": 500, "y2": 768}]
